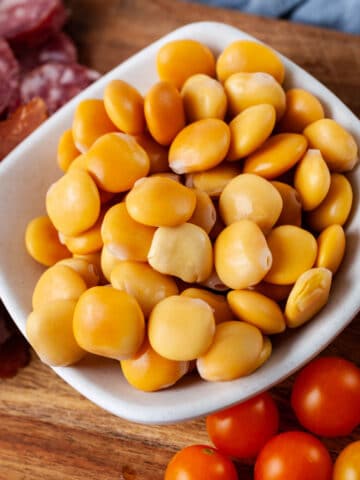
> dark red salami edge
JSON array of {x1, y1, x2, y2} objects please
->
[
  {"x1": 20, "y1": 62, "x2": 100, "y2": 114},
  {"x1": 0, "y1": 0, "x2": 67, "y2": 48},
  {"x1": 0, "y1": 37, "x2": 20, "y2": 116}
]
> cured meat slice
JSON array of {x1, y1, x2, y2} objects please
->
[
  {"x1": 16, "y1": 32, "x2": 77, "y2": 72},
  {"x1": 0, "y1": 37, "x2": 20, "y2": 116},
  {"x1": 20, "y1": 62, "x2": 100, "y2": 114},
  {"x1": 0, "y1": 97, "x2": 48, "y2": 161},
  {"x1": 0, "y1": 0, "x2": 67, "y2": 47}
]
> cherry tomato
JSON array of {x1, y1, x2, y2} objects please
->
[
  {"x1": 254, "y1": 431, "x2": 333, "y2": 480},
  {"x1": 333, "y1": 441, "x2": 360, "y2": 480},
  {"x1": 206, "y1": 392, "x2": 279, "y2": 459},
  {"x1": 164, "y1": 444, "x2": 238, "y2": 480},
  {"x1": 291, "y1": 356, "x2": 360, "y2": 437}
]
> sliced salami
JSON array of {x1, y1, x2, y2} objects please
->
[
  {"x1": 20, "y1": 62, "x2": 100, "y2": 114},
  {"x1": 0, "y1": 37, "x2": 20, "y2": 116},
  {"x1": 0, "y1": 97, "x2": 48, "y2": 161},
  {"x1": 16, "y1": 32, "x2": 77, "y2": 72},
  {"x1": 0, "y1": 0, "x2": 67, "y2": 47}
]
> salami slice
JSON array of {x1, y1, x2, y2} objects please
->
[
  {"x1": 0, "y1": 97, "x2": 48, "y2": 161},
  {"x1": 0, "y1": 37, "x2": 20, "y2": 116},
  {"x1": 0, "y1": 0, "x2": 67, "y2": 47},
  {"x1": 20, "y1": 62, "x2": 100, "y2": 114},
  {"x1": 16, "y1": 32, "x2": 77, "y2": 72}
]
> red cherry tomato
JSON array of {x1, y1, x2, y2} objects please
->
[
  {"x1": 254, "y1": 431, "x2": 333, "y2": 480},
  {"x1": 164, "y1": 444, "x2": 238, "y2": 480},
  {"x1": 291, "y1": 356, "x2": 360, "y2": 437},
  {"x1": 333, "y1": 441, "x2": 360, "y2": 480},
  {"x1": 206, "y1": 392, "x2": 279, "y2": 459}
]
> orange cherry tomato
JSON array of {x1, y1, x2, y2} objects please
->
[
  {"x1": 206, "y1": 392, "x2": 279, "y2": 459},
  {"x1": 165, "y1": 445, "x2": 238, "y2": 480},
  {"x1": 291, "y1": 356, "x2": 360, "y2": 437},
  {"x1": 254, "y1": 431, "x2": 332, "y2": 480},
  {"x1": 333, "y1": 441, "x2": 360, "y2": 480}
]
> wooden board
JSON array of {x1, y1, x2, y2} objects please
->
[{"x1": 1, "y1": 1, "x2": 359, "y2": 478}]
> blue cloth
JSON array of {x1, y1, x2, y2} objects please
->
[{"x1": 190, "y1": 0, "x2": 360, "y2": 33}]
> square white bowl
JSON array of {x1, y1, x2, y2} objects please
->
[{"x1": 0, "y1": 21, "x2": 359, "y2": 424}]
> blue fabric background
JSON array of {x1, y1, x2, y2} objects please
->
[{"x1": 189, "y1": 0, "x2": 360, "y2": 33}]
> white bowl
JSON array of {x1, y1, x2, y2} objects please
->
[{"x1": 0, "y1": 21, "x2": 359, "y2": 424}]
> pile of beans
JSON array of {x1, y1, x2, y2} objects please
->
[{"x1": 25, "y1": 38, "x2": 358, "y2": 392}]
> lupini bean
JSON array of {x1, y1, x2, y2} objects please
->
[
  {"x1": 73, "y1": 286, "x2": 145, "y2": 360},
  {"x1": 285, "y1": 268, "x2": 332, "y2": 328},
  {"x1": 216, "y1": 40, "x2": 285, "y2": 84},
  {"x1": 148, "y1": 295, "x2": 215, "y2": 361},
  {"x1": 215, "y1": 220, "x2": 272, "y2": 290},
  {"x1": 219, "y1": 173, "x2": 283, "y2": 233},
  {"x1": 197, "y1": 321, "x2": 264, "y2": 381}
]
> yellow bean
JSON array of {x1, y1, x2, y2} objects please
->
[
  {"x1": 72, "y1": 99, "x2": 117, "y2": 153},
  {"x1": 25, "y1": 215, "x2": 71, "y2": 267},
  {"x1": 215, "y1": 220, "x2": 272, "y2": 290},
  {"x1": 285, "y1": 267, "x2": 332, "y2": 327},
  {"x1": 144, "y1": 81, "x2": 186, "y2": 146},
  {"x1": 111, "y1": 261, "x2": 178, "y2": 317},
  {"x1": 243, "y1": 133, "x2": 308, "y2": 179},
  {"x1": 181, "y1": 287, "x2": 233, "y2": 324},
  {"x1": 104, "y1": 79, "x2": 145, "y2": 135},
  {"x1": 46, "y1": 169, "x2": 100, "y2": 236},
  {"x1": 57, "y1": 129, "x2": 80, "y2": 172},
  {"x1": 278, "y1": 88, "x2": 325, "y2": 133},
  {"x1": 60, "y1": 210, "x2": 104, "y2": 255},
  {"x1": 32, "y1": 264, "x2": 87, "y2": 310},
  {"x1": 271, "y1": 181, "x2": 302, "y2": 227},
  {"x1": 121, "y1": 338, "x2": 189, "y2": 392},
  {"x1": 86, "y1": 132, "x2": 150, "y2": 193},
  {"x1": 101, "y1": 203, "x2": 155, "y2": 262},
  {"x1": 125, "y1": 176, "x2": 196, "y2": 227},
  {"x1": 169, "y1": 118, "x2": 230, "y2": 174},
  {"x1": 157, "y1": 39, "x2": 216, "y2": 89},
  {"x1": 227, "y1": 104, "x2": 276, "y2": 161},
  {"x1": 265, "y1": 225, "x2": 317, "y2": 285},
  {"x1": 253, "y1": 336, "x2": 272, "y2": 371},
  {"x1": 133, "y1": 132, "x2": 170, "y2": 174},
  {"x1": 315, "y1": 224, "x2": 346, "y2": 274},
  {"x1": 219, "y1": 173, "x2": 283, "y2": 233},
  {"x1": 56, "y1": 257, "x2": 100, "y2": 288},
  {"x1": 73, "y1": 286, "x2": 145, "y2": 360},
  {"x1": 303, "y1": 118, "x2": 358, "y2": 172},
  {"x1": 216, "y1": 40, "x2": 285, "y2": 84},
  {"x1": 148, "y1": 223, "x2": 213, "y2": 283},
  {"x1": 227, "y1": 290, "x2": 286, "y2": 334},
  {"x1": 148, "y1": 295, "x2": 215, "y2": 361},
  {"x1": 196, "y1": 321, "x2": 263, "y2": 381},
  {"x1": 224, "y1": 72, "x2": 286, "y2": 120},
  {"x1": 306, "y1": 173, "x2": 353, "y2": 231},
  {"x1": 294, "y1": 149, "x2": 331, "y2": 211},
  {"x1": 26, "y1": 299, "x2": 86, "y2": 367},
  {"x1": 100, "y1": 245, "x2": 124, "y2": 282},
  {"x1": 185, "y1": 163, "x2": 241, "y2": 197},
  {"x1": 181, "y1": 74, "x2": 227, "y2": 122},
  {"x1": 188, "y1": 189, "x2": 217, "y2": 234}
]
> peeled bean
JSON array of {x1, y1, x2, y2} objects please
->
[
  {"x1": 285, "y1": 268, "x2": 332, "y2": 327},
  {"x1": 148, "y1": 223, "x2": 213, "y2": 283}
]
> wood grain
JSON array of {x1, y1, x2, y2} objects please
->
[{"x1": 1, "y1": 1, "x2": 360, "y2": 478}]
